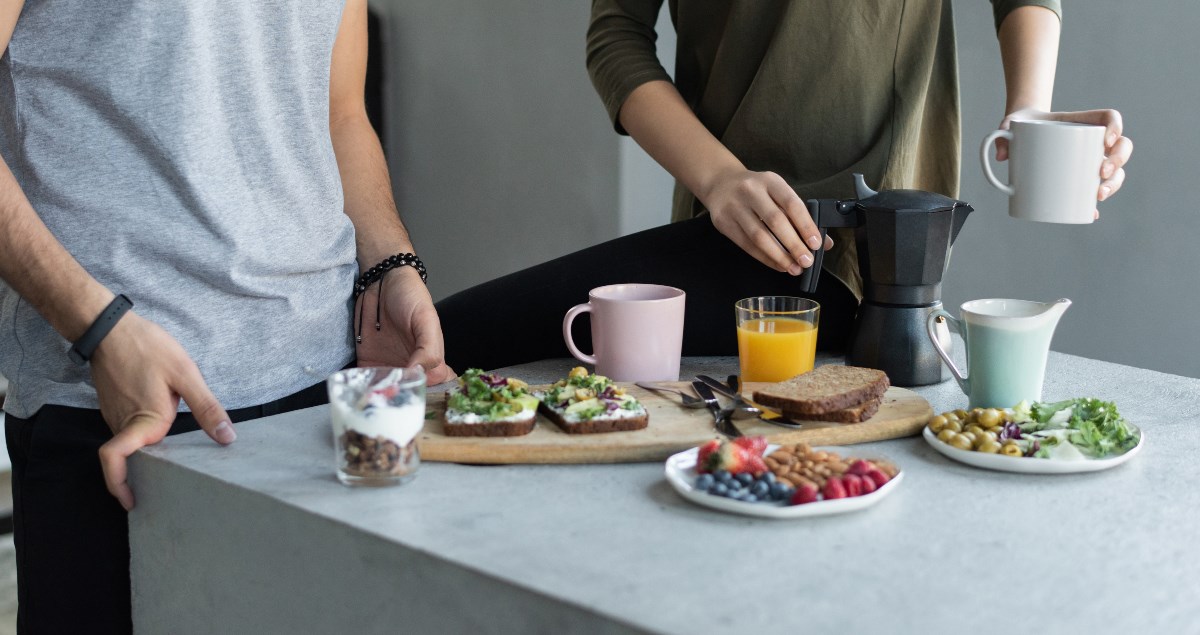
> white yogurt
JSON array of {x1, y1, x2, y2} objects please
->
[{"x1": 332, "y1": 400, "x2": 424, "y2": 447}]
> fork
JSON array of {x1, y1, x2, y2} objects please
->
[
  {"x1": 723, "y1": 374, "x2": 805, "y2": 429},
  {"x1": 634, "y1": 382, "x2": 707, "y2": 408}
]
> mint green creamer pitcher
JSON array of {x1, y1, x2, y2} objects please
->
[{"x1": 926, "y1": 298, "x2": 1071, "y2": 409}]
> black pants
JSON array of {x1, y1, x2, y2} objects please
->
[
  {"x1": 437, "y1": 215, "x2": 859, "y2": 372},
  {"x1": 4, "y1": 380, "x2": 330, "y2": 635}
]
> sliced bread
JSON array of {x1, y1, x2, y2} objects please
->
[
  {"x1": 752, "y1": 365, "x2": 889, "y2": 415},
  {"x1": 782, "y1": 394, "x2": 883, "y2": 423}
]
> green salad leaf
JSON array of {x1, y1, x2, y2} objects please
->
[{"x1": 1021, "y1": 398, "x2": 1138, "y2": 458}]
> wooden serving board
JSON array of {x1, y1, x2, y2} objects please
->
[{"x1": 419, "y1": 382, "x2": 932, "y2": 464}]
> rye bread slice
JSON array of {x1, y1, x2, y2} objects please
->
[
  {"x1": 537, "y1": 403, "x2": 649, "y2": 434},
  {"x1": 783, "y1": 394, "x2": 883, "y2": 423},
  {"x1": 752, "y1": 365, "x2": 889, "y2": 415},
  {"x1": 441, "y1": 414, "x2": 536, "y2": 437}
]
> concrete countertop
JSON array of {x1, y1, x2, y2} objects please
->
[{"x1": 129, "y1": 352, "x2": 1200, "y2": 634}]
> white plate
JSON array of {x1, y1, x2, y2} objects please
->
[
  {"x1": 922, "y1": 424, "x2": 1144, "y2": 474},
  {"x1": 664, "y1": 445, "x2": 904, "y2": 518}
]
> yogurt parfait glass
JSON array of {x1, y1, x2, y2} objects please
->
[{"x1": 327, "y1": 366, "x2": 426, "y2": 487}]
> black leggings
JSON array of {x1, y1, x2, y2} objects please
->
[
  {"x1": 437, "y1": 215, "x2": 858, "y2": 372},
  {"x1": 4, "y1": 380, "x2": 330, "y2": 635}
]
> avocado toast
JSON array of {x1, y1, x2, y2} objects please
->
[
  {"x1": 536, "y1": 367, "x2": 649, "y2": 434},
  {"x1": 443, "y1": 368, "x2": 540, "y2": 437}
]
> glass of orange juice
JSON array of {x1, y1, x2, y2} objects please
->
[{"x1": 735, "y1": 297, "x2": 820, "y2": 383}]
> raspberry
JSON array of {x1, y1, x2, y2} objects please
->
[
  {"x1": 842, "y1": 474, "x2": 863, "y2": 497},
  {"x1": 822, "y1": 476, "x2": 847, "y2": 500},
  {"x1": 864, "y1": 468, "x2": 890, "y2": 489},
  {"x1": 846, "y1": 459, "x2": 874, "y2": 476},
  {"x1": 791, "y1": 483, "x2": 819, "y2": 505}
]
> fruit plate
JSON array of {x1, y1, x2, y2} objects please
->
[
  {"x1": 922, "y1": 424, "x2": 1145, "y2": 474},
  {"x1": 663, "y1": 445, "x2": 904, "y2": 519}
]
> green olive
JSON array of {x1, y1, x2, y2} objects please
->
[
  {"x1": 961, "y1": 431, "x2": 978, "y2": 445},
  {"x1": 949, "y1": 434, "x2": 974, "y2": 451},
  {"x1": 953, "y1": 409, "x2": 969, "y2": 420},
  {"x1": 979, "y1": 408, "x2": 1003, "y2": 427},
  {"x1": 928, "y1": 414, "x2": 949, "y2": 433},
  {"x1": 987, "y1": 425, "x2": 1004, "y2": 435},
  {"x1": 976, "y1": 439, "x2": 1002, "y2": 454},
  {"x1": 937, "y1": 429, "x2": 958, "y2": 444},
  {"x1": 977, "y1": 430, "x2": 999, "y2": 444},
  {"x1": 1001, "y1": 443, "x2": 1023, "y2": 457},
  {"x1": 944, "y1": 419, "x2": 963, "y2": 433},
  {"x1": 964, "y1": 424, "x2": 986, "y2": 437}
]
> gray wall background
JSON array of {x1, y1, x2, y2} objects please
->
[{"x1": 371, "y1": 1, "x2": 1198, "y2": 379}]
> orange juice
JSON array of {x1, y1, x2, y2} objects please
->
[{"x1": 737, "y1": 318, "x2": 818, "y2": 382}]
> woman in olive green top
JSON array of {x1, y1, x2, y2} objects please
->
[{"x1": 437, "y1": 1, "x2": 1132, "y2": 372}]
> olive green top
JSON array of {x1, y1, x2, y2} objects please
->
[{"x1": 586, "y1": 0, "x2": 1061, "y2": 299}]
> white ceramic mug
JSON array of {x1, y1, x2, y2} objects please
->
[
  {"x1": 563, "y1": 284, "x2": 685, "y2": 382},
  {"x1": 980, "y1": 120, "x2": 1106, "y2": 224}
]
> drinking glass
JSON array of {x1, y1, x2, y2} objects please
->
[
  {"x1": 327, "y1": 366, "x2": 426, "y2": 487},
  {"x1": 735, "y1": 297, "x2": 820, "y2": 383}
]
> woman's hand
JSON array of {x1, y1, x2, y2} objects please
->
[
  {"x1": 997, "y1": 108, "x2": 1133, "y2": 214},
  {"x1": 699, "y1": 168, "x2": 834, "y2": 275},
  {"x1": 355, "y1": 267, "x2": 456, "y2": 385}
]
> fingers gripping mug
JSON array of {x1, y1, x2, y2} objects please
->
[
  {"x1": 563, "y1": 284, "x2": 686, "y2": 382},
  {"x1": 981, "y1": 120, "x2": 1106, "y2": 224}
]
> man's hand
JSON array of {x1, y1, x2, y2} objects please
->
[
  {"x1": 699, "y1": 168, "x2": 835, "y2": 275},
  {"x1": 355, "y1": 267, "x2": 456, "y2": 385},
  {"x1": 94, "y1": 313, "x2": 234, "y2": 511},
  {"x1": 997, "y1": 108, "x2": 1133, "y2": 216}
]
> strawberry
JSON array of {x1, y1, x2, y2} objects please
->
[
  {"x1": 859, "y1": 473, "x2": 877, "y2": 495},
  {"x1": 695, "y1": 439, "x2": 721, "y2": 473},
  {"x1": 863, "y1": 468, "x2": 890, "y2": 489},
  {"x1": 733, "y1": 436, "x2": 768, "y2": 456},
  {"x1": 791, "y1": 483, "x2": 819, "y2": 505},
  {"x1": 745, "y1": 454, "x2": 768, "y2": 476},
  {"x1": 703, "y1": 442, "x2": 747, "y2": 474},
  {"x1": 846, "y1": 459, "x2": 874, "y2": 476},
  {"x1": 842, "y1": 473, "x2": 863, "y2": 497},
  {"x1": 822, "y1": 476, "x2": 847, "y2": 500}
]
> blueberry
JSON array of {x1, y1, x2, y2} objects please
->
[
  {"x1": 751, "y1": 481, "x2": 770, "y2": 497},
  {"x1": 741, "y1": 493, "x2": 758, "y2": 503},
  {"x1": 695, "y1": 474, "x2": 715, "y2": 491},
  {"x1": 713, "y1": 469, "x2": 731, "y2": 482},
  {"x1": 762, "y1": 472, "x2": 776, "y2": 485},
  {"x1": 777, "y1": 485, "x2": 794, "y2": 501},
  {"x1": 769, "y1": 483, "x2": 785, "y2": 499},
  {"x1": 712, "y1": 483, "x2": 729, "y2": 496},
  {"x1": 736, "y1": 473, "x2": 754, "y2": 485}
]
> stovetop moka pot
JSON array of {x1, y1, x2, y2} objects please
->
[{"x1": 798, "y1": 174, "x2": 973, "y2": 386}]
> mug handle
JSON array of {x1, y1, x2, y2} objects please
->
[
  {"x1": 927, "y1": 310, "x2": 969, "y2": 395},
  {"x1": 980, "y1": 129, "x2": 1016, "y2": 196},
  {"x1": 563, "y1": 303, "x2": 597, "y2": 366}
]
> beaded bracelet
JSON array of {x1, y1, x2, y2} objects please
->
[
  {"x1": 353, "y1": 252, "x2": 426, "y2": 298},
  {"x1": 353, "y1": 252, "x2": 427, "y2": 344}
]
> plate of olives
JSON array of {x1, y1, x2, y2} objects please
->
[{"x1": 922, "y1": 407, "x2": 1144, "y2": 474}]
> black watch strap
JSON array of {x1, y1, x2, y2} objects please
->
[{"x1": 68, "y1": 294, "x2": 134, "y2": 366}]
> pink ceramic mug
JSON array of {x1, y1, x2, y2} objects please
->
[{"x1": 563, "y1": 284, "x2": 686, "y2": 382}]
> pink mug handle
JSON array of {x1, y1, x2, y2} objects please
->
[{"x1": 563, "y1": 303, "x2": 596, "y2": 365}]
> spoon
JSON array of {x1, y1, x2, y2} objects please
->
[{"x1": 634, "y1": 382, "x2": 707, "y2": 408}]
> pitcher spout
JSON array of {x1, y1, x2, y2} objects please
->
[{"x1": 1040, "y1": 298, "x2": 1072, "y2": 325}]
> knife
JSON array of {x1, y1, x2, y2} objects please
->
[
  {"x1": 697, "y1": 374, "x2": 802, "y2": 429},
  {"x1": 690, "y1": 380, "x2": 741, "y2": 438}
]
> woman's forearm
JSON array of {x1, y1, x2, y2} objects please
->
[
  {"x1": 998, "y1": 6, "x2": 1061, "y2": 114},
  {"x1": 617, "y1": 80, "x2": 745, "y2": 202}
]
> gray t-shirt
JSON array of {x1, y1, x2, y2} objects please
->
[{"x1": 0, "y1": 0, "x2": 357, "y2": 418}]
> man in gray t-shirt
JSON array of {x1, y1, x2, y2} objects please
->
[{"x1": 0, "y1": 0, "x2": 454, "y2": 631}]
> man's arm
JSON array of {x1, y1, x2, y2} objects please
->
[
  {"x1": 995, "y1": 6, "x2": 1132, "y2": 203},
  {"x1": 0, "y1": 2, "x2": 233, "y2": 511},
  {"x1": 328, "y1": 0, "x2": 453, "y2": 383}
]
